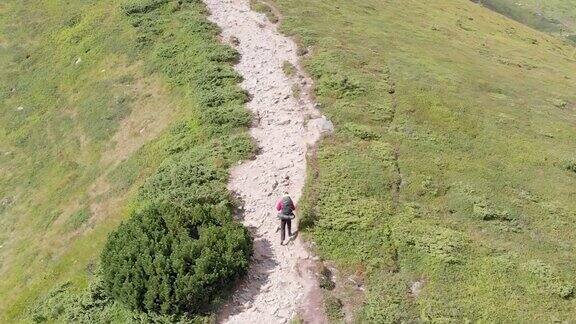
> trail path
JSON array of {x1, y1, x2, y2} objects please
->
[{"x1": 203, "y1": 0, "x2": 332, "y2": 323}]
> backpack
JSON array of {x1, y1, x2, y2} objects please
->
[{"x1": 278, "y1": 196, "x2": 295, "y2": 220}]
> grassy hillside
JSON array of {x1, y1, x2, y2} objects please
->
[
  {"x1": 0, "y1": 0, "x2": 251, "y2": 321},
  {"x1": 473, "y1": 0, "x2": 576, "y2": 42},
  {"x1": 264, "y1": 0, "x2": 576, "y2": 321}
]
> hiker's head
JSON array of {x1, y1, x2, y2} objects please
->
[{"x1": 283, "y1": 190, "x2": 289, "y2": 197}]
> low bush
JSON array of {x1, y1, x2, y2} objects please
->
[
  {"x1": 282, "y1": 60, "x2": 296, "y2": 76},
  {"x1": 28, "y1": 276, "x2": 213, "y2": 323},
  {"x1": 472, "y1": 200, "x2": 514, "y2": 221},
  {"x1": 121, "y1": 0, "x2": 168, "y2": 15},
  {"x1": 318, "y1": 266, "x2": 336, "y2": 290},
  {"x1": 564, "y1": 160, "x2": 576, "y2": 174},
  {"x1": 342, "y1": 122, "x2": 379, "y2": 140},
  {"x1": 359, "y1": 273, "x2": 418, "y2": 323},
  {"x1": 138, "y1": 154, "x2": 229, "y2": 207},
  {"x1": 397, "y1": 224, "x2": 468, "y2": 265},
  {"x1": 250, "y1": 0, "x2": 279, "y2": 24},
  {"x1": 101, "y1": 202, "x2": 252, "y2": 316},
  {"x1": 65, "y1": 207, "x2": 91, "y2": 230},
  {"x1": 324, "y1": 295, "x2": 344, "y2": 320},
  {"x1": 197, "y1": 87, "x2": 249, "y2": 108},
  {"x1": 28, "y1": 279, "x2": 133, "y2": 323},
  {"x1": 191, "y1": 64, "x2": 241, "y2": 90},
  {"x1": 525, "y1": 260, "x2": 575, "y2": 299},
  {"x1": 317, "y1": 75, "x2": 364, "y2": 99},
  {"x1": 199, "y1": 104, "x2": 252, "y2": 129}
]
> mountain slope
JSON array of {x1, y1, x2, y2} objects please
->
[
  {"x1": 263, "y1": 0, "x2": 576, "y2": 321},
  {"x1": 473, "y1": 0, "x2": 576, "y2": 42},
  {"x1": 0, "y1": 1, "x2": 168, "y2": 319},
  {"x1": 0, "y1": 0, "x2": 252, "y2": 321}
]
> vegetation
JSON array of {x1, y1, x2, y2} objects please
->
[
  {"x1": 250, "y1": 0, "x2": 279, "y2": 24},
  {"x1": 4, "y1": 0, "x2": 576, "y2": 321},
  {"x1": 282, "y1": 60, "x2": 296, "y2": 77},
  {"x1": 473, "y1": 0, "x2": 576, "y2": 42},
  {"x1": 27, "y1": 278, "x2": 134, "y2": 323},
  {"x1": 1, "y1": 0, "x2": 252, "y2": 321},
  {"x1": 324, "y1": 295, "x2": 344, "y2": 322},
  {"x1": 102, "y1": 203, "x2": 251, "y2": 316},
  {"x1": 268, "y1": 0, "x2": 576, "y2": 321}
]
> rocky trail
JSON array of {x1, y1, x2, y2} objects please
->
[{"x1": 203, "y1": 0, "x2": 332, "y2": 323}]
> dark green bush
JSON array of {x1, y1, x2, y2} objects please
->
[
  {"x1": 319, "y1": 266, "x2": 336, "y2": 290},
  {"x1": 199, "y1": 104, "x2": 251, "y2": 128},
  {"x1": 192, "y1": 64, "x2": 241, "y2": 90},
  {"x1": 121, "y1": 0, "x2": 168, "y2": 15},
  {"x1": 202, "y1": 43, "x2": 239, "y2": 63},
  {"x1": 28, "y1": 279, "x2": 134, "y2": 323},
  {"x1": 317, "y1": 74, "x2": 364, "y2": 98},
  {"x1": 139, "y1": 154, "x2": 229, "y2": 207},
  {"x1": 101, "y1": 203, "x2": 252, "y2": 316},
  {"x1": 28, "y1": 276, "x2": 214, "y2": 323},
  {"x1": 342, "y1": 122, "x2": 379, "y2": 140},
  {"x1": 472, "y1": 200, "x2": 514, "y2": 221},
  {"x1": 250, "y1": 0, "x2": 279, "y2": 24},
  {"x1": 197, "y1": 87, "x2": 249, "y2": 108}
]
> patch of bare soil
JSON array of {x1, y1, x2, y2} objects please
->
[{"x1": 102, "y1": 75, "x2": 178, "y2": 166}]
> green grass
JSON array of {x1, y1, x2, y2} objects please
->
[
  {"x1": 0, "y1": 0, "x2": 251, "y2": 321},
  {"x1": 250, "y1": 0, "x2": 279, "y2": 24},
  {"x1": 282, "y1": 60, "x2": 296, "y2": 77},
  {"x1": 268, "y1": 0, "x2": 576, "y2": 321},
  {"x1": 473, "y1": 0, "x2": 576, "y2": 41},
  {"x1": 0, "y1": 1, "x2": 149, "y2": 320}
]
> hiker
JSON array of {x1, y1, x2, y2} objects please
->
[{"x1": 276, "y1": 191, "x2": 296, "y2": 245}]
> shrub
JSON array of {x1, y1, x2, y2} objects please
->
[
  {"x1": 564, "y1": 160, "x2": 576, "y2": 174},
  {"x1": 551, "y1": 283, "x2": 575, "y2": 299},
  {"x1": 138, "y1": 154, "x2": 229, "y2": 207},
  {"x1": 397, "y1": 224, "x2": 468, "y2": 264},
  {"x1": 319, "y1": 266, "x2": 336, "y2": 290},
  {"x1": 27, "y1": 279, "x2": 134, "y2": 323},
  {"x1": 324, "y1": 295, "x2": 344, "y2": 320},
  {"x1": 65, "y1": 207, "x2": 91, "y2": 230},
  {"x1": 192, "y1": 64, "x2": 241, "y2": 90},
  {"x1": 250, "y1": 0, "x2": 279, "y2": 24},
  {"x1": 202, "y1": 43, "x2": 239, "y2": 63},
  {"x1": 525, "y1": 260, "x2": 575, "y2": 299},
  {"x1": 551, "y1": 98, "x2": 568, "y2": 109},
  {"x1": 342, "y1": 122, "x2": 379, "y2": 140},
  {"x1": 359, "y1": 273, "x2": 418, "y2": 323},
  {"x1": 197, "y1": 87, "x2": 248, "y2": 108},
  {"x1": 121, "y1": 0, "x2": 168, "y2": 15},
  {"x1": 99, "y1": 0, "x2": 255, "y2": 319},
  {"x1": 101, "y1": 202, "x2": 252, "y2": 316},
  {"x1": 282, "y1": 60, "x2": 296, "y2": 76},
  {"x1": 199, "y1": 104, "x2": 251, "y2": 128},
  {"x1": 28, "y1": 276, "x2": 215, "y2": 322},
  {"x1": 317, "y1": 74, "x2": 364, "y2": 98},
  {"x1": 472, "y1": 200, "x2": 513, "y2": 221}
]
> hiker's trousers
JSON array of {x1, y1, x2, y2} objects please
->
[{"x1": 280, "y1": 219, "x2": 292, "y2": 241}]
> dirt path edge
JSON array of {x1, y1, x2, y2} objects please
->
[{"x1": 202, "y1": 0, "x2": 333, "y2": 323}]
